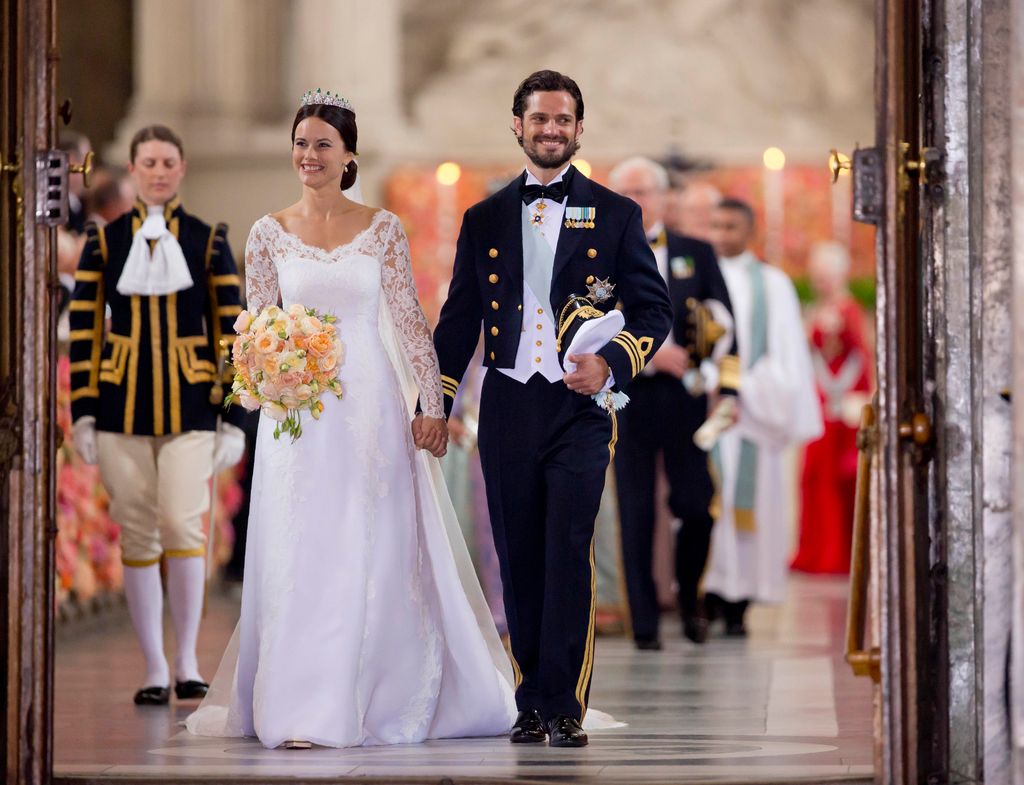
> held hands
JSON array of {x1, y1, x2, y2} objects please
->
[
  {"x1": 649, "y1": 344, "x2": 690, "y2": 380},
  {"x1": 563, "y1": 353, "x2": 611, "y2": 396},
  {"x1": 411, "y1": 414, "x2": 448, "y2": 458}
]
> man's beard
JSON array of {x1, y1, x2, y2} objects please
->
[{"x1": 519, "y1": 132, "x2": 580, "y2": 170}]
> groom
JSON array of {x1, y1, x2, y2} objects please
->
[{"x1": 433, "y1": 70, "x2": 672, "y2": 747}]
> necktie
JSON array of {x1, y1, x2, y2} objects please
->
[{"x1": 520, "y1": 180, "x2": 566, "y2": 205}]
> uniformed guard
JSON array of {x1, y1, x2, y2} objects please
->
[
  {"x1": 433, "y1": 71, "x2": 672, "y2": 747},
  {"x1": 68, "y1": 125, "x2": 246, "y2": 705},
  {"x1": 608, "y1": 157, "x2": 740, "y2": 648}
]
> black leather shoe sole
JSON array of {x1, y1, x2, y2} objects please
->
[
  {"x1": 174, "y1": 680, "x2": 209, "y2": 700},
  {"x1": 133, "y1": 686, "x2": 170, "y2": 705}
]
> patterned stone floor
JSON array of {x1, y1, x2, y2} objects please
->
[{"x1": 54, "y1": 575, "x2": 874, "y2": 783}]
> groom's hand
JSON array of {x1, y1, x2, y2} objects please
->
[
  {"x1": 415, "y1": 415, "x2": 449, "y2": 458},
  {"x1": 564, "y1": 354, "x2": 611, "y2": 396}
]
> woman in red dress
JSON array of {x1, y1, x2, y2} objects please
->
[{"x1": 792, "y1": 242, "x2": 873, "y2": 574}]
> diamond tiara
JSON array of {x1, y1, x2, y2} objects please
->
[{"x1": 300, "y1": 88, "x2": 355, "y2": 113}]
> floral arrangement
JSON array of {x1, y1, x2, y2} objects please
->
[{"x1": 228, "y1": 304, "x2": 345, "y2": 441}]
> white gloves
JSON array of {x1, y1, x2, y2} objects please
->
[
  {"x1": 213, "y1": 422, "x2": 246, "y2": 474},
  {"x1": 72, "y1": 416, "x2": 98, "y2": 465},
  {"x1": 693, "y1": 396, "x2": 739, "y2": 452}
]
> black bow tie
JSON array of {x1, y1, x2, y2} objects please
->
[{"x1": 520, "y1": 180, "x2": 567, "y2": 205}]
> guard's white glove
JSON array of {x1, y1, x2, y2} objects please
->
[
  {"x1": 212, "y1": 422, "x2": 246, "y2": 474},
  {"x1": 72, "y1": 416, "x2": 98, "y2": 465},
  {"x1": 693, "y1": 396, "x2": 739, "y2": 452}
]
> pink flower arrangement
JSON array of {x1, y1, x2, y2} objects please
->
[{"x1": 228, "y1": 304, "x2": 345, "y2": 441}]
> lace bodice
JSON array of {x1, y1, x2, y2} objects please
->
[{"x1": 243, "y1": 209, "x2": 443, "y2": 418}]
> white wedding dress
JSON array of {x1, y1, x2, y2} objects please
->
[{"x1": 185, "y1": 209, "x2": 518, "y2": 748}]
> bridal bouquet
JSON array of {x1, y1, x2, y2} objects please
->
[{"x1": 227, "y1": 304, "x2": 345, "y2": 441}]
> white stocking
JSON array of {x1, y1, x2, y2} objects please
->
[
  {"x1": 166, "y1": 556, "x2": 206, "y2": 682},
  {"x1": 122, "y1": 564, "x2": 169, "y2": 688}
]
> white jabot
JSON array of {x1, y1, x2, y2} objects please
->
[{"x1": 116, "y1": 204, "x2": 194, "y2": 296}]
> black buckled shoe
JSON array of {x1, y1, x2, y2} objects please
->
[
  {"x1": 510, "y1": 709, "x2": 547, "y2": 743},
  {"x1": 133, "y1": 685, "x2": 170, "y2": 706},
  {"x1": 174, "y1": 680, "x2": 210, "y2": 700},
  {"x1": 547, "y1": 715, "x2": 588, "y2": 747}
]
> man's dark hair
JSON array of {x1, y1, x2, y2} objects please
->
[
  {"x1": 717, "y1": 197, "x2": 756, "y2": 226},
  {"x1": 512, "y1": 70, "x2": 584, "y2": 121}
]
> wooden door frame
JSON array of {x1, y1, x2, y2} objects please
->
[{"x1": 2, "y1": 0, "x2": 58, "y2": 783}]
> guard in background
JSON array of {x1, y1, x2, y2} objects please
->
[
  {"x1": 69, "y1": 125, "x2": 246, "y2": 704},
  {"x1": 608, "y1": 157, "x2": 739, "y2": 648}
]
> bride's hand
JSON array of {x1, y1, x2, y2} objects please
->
[{"x1": 412, "y1": 415, "x2": 448, "y2": 458}]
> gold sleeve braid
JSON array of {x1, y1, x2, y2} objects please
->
[{"x1": 68, "y1": 225, "x2": 108, "y2": 414}]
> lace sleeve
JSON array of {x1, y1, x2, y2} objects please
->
[
  {"x1": 379, "y1": 212, "x2": 444, "y2": 418},
  {"x1": 244, "y1": 218, "x2": 280, "y2": 313}
]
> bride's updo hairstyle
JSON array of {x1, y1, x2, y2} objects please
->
[{"x1": 291, "y1": 93, "x2": 358, "y2": 191}]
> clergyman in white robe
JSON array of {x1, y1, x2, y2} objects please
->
[{"x1": 703, "y1": 251, "x2": 823, "y2": 605}]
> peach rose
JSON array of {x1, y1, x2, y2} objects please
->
[
  {"x1": 238, "y1": 390, "x2": 260, "y2": 411},
  {"x1": 261, "y1": 401, "x2": 288, "y2": 422},
  {"x1": 233, "y1": 310, "x2": 253, "y2": 333},
  {"x1": 307, "y1": 332, "x2": 334, "y2": 358}
]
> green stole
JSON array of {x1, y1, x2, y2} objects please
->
[{"x1": 712, "y1": 259, "x2": 767, "y2": 532}]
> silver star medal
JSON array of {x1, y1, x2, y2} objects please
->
[{"x1": 586, "y1": 277, "x2": 615, "y2": 303}]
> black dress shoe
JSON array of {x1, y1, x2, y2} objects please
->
[
  {"x1": 682, "y1": 615, "x2": 709, "y2": 644},
  {"x1": 133, "y1": 685, "x2": 170, "y2": 705},
  {"x1": 510, "y1": 709, "x2": 546, "y2": 743},
  {"x1": 174, "y1": 680, "x2": 210, "y2": 700},
  {"x1": 634, "y1": 636, "x2": 662, "y2": 651},
  {"x1": 547, "y1": 715, "x2": 588, "y2": 747}
]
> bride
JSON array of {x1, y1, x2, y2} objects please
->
[{"x1": 185, "y1": 89, "x2": 518, "y2": 749}]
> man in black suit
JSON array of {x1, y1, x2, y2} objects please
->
[
  {"x1": 432, "y1": 71, "x2": 672, "y2": 747},
  {"x1": 608, "y1": 157, "x2": 739, "y2": 648}
]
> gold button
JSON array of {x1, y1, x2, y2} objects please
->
[
  {"x1": 537, "y1": 308, "x2": 543, "y2": 315},
  {"x1": 536, "y1": 340, "x2": 542, "y2": 347},
  {"x1": 587, "y1": 248, "x2": 597, "y2": 259},
  {"x1": 490, "y1": 351, "x2": 495, "y2": 360},
  {"x1": 489, "y1": 248, "x2": 499, "y2": 258},
  {"x1": 489, "y1": 273, "x2": 499, "y2": 284},
  {"x1": 518, "y1": 304, "x2": 523, "y2": 311},
  {"x1": 491, "y1": 301, "x2": 499, "y2": 310},
  {"x1": 534, "y1": 357, "x2": 541, "y2": 363},
  {"x1": 491, "y1": 326, "x2": 499, "y2": 336},
  {"x1": 536, "y1": 324, "x2": 543, "y2": 330},
  {"x1": 586, "y1": 275, "x2": 595, "y2": 284}
]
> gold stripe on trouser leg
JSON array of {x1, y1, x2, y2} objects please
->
[
  {"x1": 156, "y1": 431, "x2": 215, "y2": 556},
  {"x1": 574, "y1": 536, "x2": 597, "y2": 720},
  {"x1": 96, "y1": 432, "x2": 162, "y2": 564}
]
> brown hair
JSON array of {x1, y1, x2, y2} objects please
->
[
  {"x1": 512, "y1": 70, "x2": 585, "y2": 121},
  {"x1": 129, "y1": 125, "x2": 184, "y2": 162},
  {"x1": 291, "y1": 104, "x2": 358, "y2": 191}
]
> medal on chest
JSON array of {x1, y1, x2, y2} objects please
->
[{"x1": 530, "y1": 199, "x2": 547, "y2": 227}]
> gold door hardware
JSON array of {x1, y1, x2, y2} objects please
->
[
  {"x1": 0, "y1": 149, "x2": 20, "y2": 175},
  {"x1": 897, "y1": 412, "x2": 931, "y2": 445},
  {"x1": 828, "y1": 149, "x2": 852, "y2": 183},
  {"x1": 1, "y1": 148, "x2": 25, "y2": 240},
  {"x1": 846, "y1": 402, "x2": 881, "y2": 682},
  {"x1": 69, "y1": 149, "x2": 95, "y2": 189},
  {"x1": 898, "y1": 142, "x2": 941, "y2": 194}
]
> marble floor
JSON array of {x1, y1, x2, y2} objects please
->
[{"x1": 53, "y1": 575, "x2": 874, "y2": 783}]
